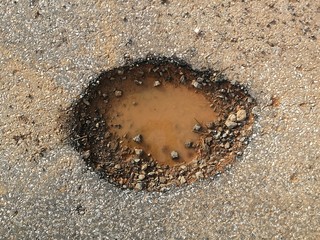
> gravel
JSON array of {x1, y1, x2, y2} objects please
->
[
  {"x1": 191, "y1": 79, "x2": 202, "y2": 89},
  {"x1": 170, "y1": 151, "x2": 179, "y2": 160},
  {"x1": 225, "y1": 113, "x2": 238, "y2": 129},
  {"x1": 236, "y1": 109, "x2": 247, "y2": 122},
  {"x1": 0, "y1": 0, "x2": 319, "y2": 239},
  {"x1": 193, "y1": 123, "x2": 202, "y2": 132},
  {"x1": 134, "y1": 148, "x2": 144, "y2": 156},
  {"x1": 132, "y1": 134, "x2": 143, "y2": 143},
  {"x1": 114, "y1": 90, "x2": 123, "y2": 97},
  {"x1": 153, "y1": 80, "x2": 161, "y2": 87}
]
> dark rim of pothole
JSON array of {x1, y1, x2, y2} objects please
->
[{"x1": 66, "y1": 56, "x2": 257, "y2": 192}]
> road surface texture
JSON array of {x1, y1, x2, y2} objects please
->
[{"x1": 0, "y1": 0, "x2": 319, "y2": 239}]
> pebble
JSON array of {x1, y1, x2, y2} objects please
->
[
  {"x1": 82, "y1": 150, "x2": 90, "y2": 159},
  {"x1": 179, "y1": 176, "x2": 186, "y2": 184},
  {"x1": 154, "y1": 80, "x2": 161, "y2": 87},
  {"x1": 191, "y1": 80, "x2": 202, "y2": 88},
  {"x1": 225, "y1": 113, "x2": 237, "y2": 128},
  {"x1": 214, "y1": 131, "x2": 221, "y2": 139},
  {"x1": 134, "y1": 80, "x2": 143, "y2": 85},
  {"x1": 252, "y1": 106, "x2": 260, "y2": 116},
  {"x1": 114, "y1": 90, "x2": 122, "y2": 97},
  {"x1": 205, "y1": 137, "x2": 213, "y2": 145},
  {"x1": 193, "y1": 123, "x2": 202, "y2": 132},
  {"x1": 199, "y1": 163, "x2": 207, "y2": 169},
  {"x1": 159, "y1": 177, "x2": 166, "y2": 183},
  {"x1": 134, "y1": 148, "x2": 143, "y2": 156},
  {"x1": 133, "y1": 134, "x2": 142, "y2": 143},
  {"x1": 197, "y1": 77, "x2": 204, "y2": 82},
  {"x1": 180, "y1": 75, "x2": 186, "y2": 84},
  {"x1": 236, "y1": 109, "x2": 247, "y2": 122},
  {"x1": 185, "y1": 141, "x2": 193, "y2": 148},
  {"x1": 138, "y1": 174, "x2": 145, "y2": 180},
  {"x1": 141, "y1": 163, "x2": 148, "y2": 170},
  {"x1": 195, "y1": 171, "x2": 204, "y2": 179},
  {"x1": 228, "y1": 113, "x2": 237, "y2": 122},
  {"x1": 171, "y1": 151, "x2": 179, "y2": 160},
  {"x1": 135, "y1": 183, "x2": 142, "y2": 190},
  {"x1": 180, "y1": 165, "x2": 187, "y2": 170},
  {"x1": 224, "y1": 142, "x2": 230, "y2": 149},
  {"x1": 83, "y1": 99, "x2": 90, "y2": 106}
]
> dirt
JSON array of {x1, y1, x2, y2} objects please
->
[{"x1": 67, "y1": 56, "x2": 256, "y2": 191}]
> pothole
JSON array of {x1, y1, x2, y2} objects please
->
[{"x1": 68, "y1": 57, "x2": 256, "y2": 192}]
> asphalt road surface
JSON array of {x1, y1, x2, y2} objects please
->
[{"x1": 0, "y1": 1, "x2": 319, "y2": 239}]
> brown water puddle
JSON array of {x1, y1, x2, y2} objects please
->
[
  {"x1": 107, "y1": 78, "x2": 217, "y2": 166},
  {"x1": 68, "y1": 57, "x2": 256, "y2": 191}
]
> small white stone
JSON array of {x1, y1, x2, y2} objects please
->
[
  {"x1": 133, "y1": 134, "x2": 142, "y2": 143},
  {"x1": 114, "y1": 90, "x2": 122, "y2": 97},
  {"x1": 171, "y1": 151, "x2": 179, "y2": 160},
  {"x1": 193, "y1": 123, "x2": 202, "y2": 132},
  {"x1": 141, "y1": 164, "x2": 148, "y2": 170},
  {"x1": 179, "y1": 176, "x2": 186, "y2": 184},
  {"x1": 154, "y1": 80, "x2": 161, "y2": 87},
  {"x1": 225, "y1": 113, "x2": 237, "y2": 128},
  {"x1": 138, "y1": 174, "x2": 145, "y2": 180},
  {"x1": 236, "y1": 109, "x2": 247, "y2": 122},
  {"x1": 159, "y1": 177, "x2": 166, "y2": 183},
  {"x1": 83, "y1": 99, "x2": 90, "y2": 106},
  {"x1": 195, "y1": 171, "x2": 204, "y2": 179},
  {"x1": 135, "y1": 183, "x2": 142, "y2": 190},
  {"x1": 134, "y1": 80, "x2": 143, "y2": 85},
  {"x1": 134, "y1": 148, "x2": 143, "y2": 156},
  {"x1": 191, "y1": 80, "x2": 202, "y2": 89}
]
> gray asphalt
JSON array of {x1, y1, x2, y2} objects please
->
[{"x1": 1, "y1": 0, "x2": 319, "y2": 239}]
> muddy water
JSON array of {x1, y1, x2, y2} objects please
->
[{"x1": 107, "y1": 77, "x2": 218, "y2": 166}]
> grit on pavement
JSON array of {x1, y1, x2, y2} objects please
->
[{"x1": 0, "y1": 0, "x2": 319, "y2": 239}]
